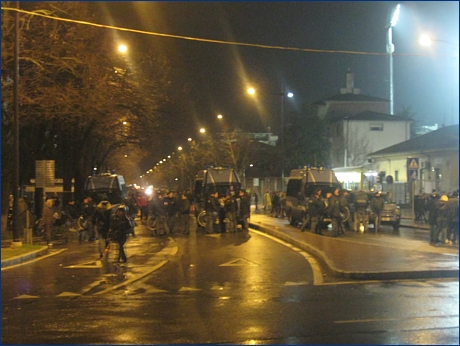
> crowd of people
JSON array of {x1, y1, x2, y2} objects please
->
[{"x1": 31, "y1": 184, "x2": 460, "y2": 263}]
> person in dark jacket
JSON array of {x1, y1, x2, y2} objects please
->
[
  {"x1": 95, "y1": 199, "x2": 112, "y2": 258},
  {"x1": 238, "y1": 189, "x2": 251, "y2": 231},
  {"x1": 446, "y1": 190, "x2": 458, "y2": 245},
  {"x1": 370, "y1": 191, "x2": 385, "y2": 233},
  {"x1": 327, "y1": 187, "x2": 348, "y2": 237},
  {"x1": 224, "y1": 192, "x2": 238, "y2": 233},
  {"x1": 434, "y1": 195, "x2": 449, "y2": 245},
  {"x1": 108, "y1": 205, "x2": 131, "y2": 263},
  {"x1": 205, "y1": 191, "x2": 219, "y2": 234},
  {"x1": 354, "y1": 191, "x2": 369, "y2": 232},
  {"x1": 81, "y1": 196, "x2": 97, "y2": 242},
  {"x1": 163, "y1": 191, "x2": 177, "y2": 232},
  {"x1": 177, "y1": 192, "x2": 191, "y2": 234},
  {"x1": 302, "y1": 187, "x2": 325, "y2": 234},
  {"x1": 150, "y1": 191, "x2": 169, "y2": 235},
  {"x1": 427, "y1": 193, "x2": 439, "y2": 245}
]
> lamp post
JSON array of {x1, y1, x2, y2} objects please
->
[
  {"x1": 386, "y1": 3, "x2": 400, "y2": 115},
  {"x1": 247, "y1": 85, "x2": 293, "y2": 191}
]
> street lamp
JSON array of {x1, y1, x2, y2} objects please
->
[
  {"x1": 386, "y1": 3, "x2": 400, "y2": 115},
  {"x1": 247, "y1": 84, "x2": 294, "y2": 191},
  {"x1": 118, "y1": 44, "x2": 128, "y2": 53}
]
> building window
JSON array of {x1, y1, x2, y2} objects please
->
[
  {"x1": 369, "y1": 123, "x2": 384, "y2": 131},
  {"x1": 394, "y1": 170, "x2": 398, "y2": 181},
  {"x1": 336, "y1": 123, "x2": 341, "y2": 137}
]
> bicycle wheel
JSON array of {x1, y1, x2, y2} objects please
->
[{"x1": 197, "y1": 210, "x2": 206, "y2": 227}]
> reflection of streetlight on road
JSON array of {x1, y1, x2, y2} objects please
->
[
  {"x1": 247, "y1": 85, "x2": 294, "y2": 191},
  {"x1": 385, "y1": 3, "x2": 400, "y2": 115}
]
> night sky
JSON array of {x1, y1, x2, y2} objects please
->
[{"x1": 93, "y1": 1, "x2": 458, "y2": 157}]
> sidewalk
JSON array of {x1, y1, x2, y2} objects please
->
[{"x1": 249, "y1": 208, "x2": 458, "y2": 281}]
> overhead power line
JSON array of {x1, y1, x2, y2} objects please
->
[{"x1": 1, "y1": 6, "x2": 456, "y2": 58}]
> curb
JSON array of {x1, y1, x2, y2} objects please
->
[
  {"x1": 249, "y1": 221, "x2": 458, "y2": 281},
  {"x1": 1, "y1": 246, "x2": 49, "y2": 268}
]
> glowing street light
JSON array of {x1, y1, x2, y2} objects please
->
[
  {"x1": 217, "y1": 114, "x2": 223, "y2": 120},
  {"x1": 246, "y1": 84, "x2": 294, "y2": 191},
  {"x1": 200, "y1": 128, "x2": 206, "y2": 134},
  {"x1": 118, "y1": 44, "x2": 128, "y2": 53},
  {"x1": 386, "y1": 3, "x2": 400, "y2": 115}
]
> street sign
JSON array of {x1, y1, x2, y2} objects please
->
[
  {"x1": 408, "y1": 169, "x2": 418, "y2": 181},
  {"x1": 407, "y1": 158, "x2": 419, "y2": 169}
]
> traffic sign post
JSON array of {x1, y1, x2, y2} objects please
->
[{"x1": 406, "y1": 158, "x2": 419, "y2": 223}]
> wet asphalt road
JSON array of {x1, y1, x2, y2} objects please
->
[{"x1": 2, "y1": 222, "x2": 459, "y2": 344}]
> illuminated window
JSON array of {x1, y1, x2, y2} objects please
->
[
  {"x1": 395, "y1": 170, "x2": 399, "y2": 181},
  {"x1": 369, "y1": 123, "x2": 384, "y2": 131}
]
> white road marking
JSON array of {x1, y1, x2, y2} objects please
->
[
  {"x1": 178, "y1": 286, "x2": 201, "y2": 291},
  {"x1": 219, "y1": 258, "x2": 259, "y2": 267},
  {"x1": 13, "y1": 294, "x2": 39, "y2": 299},
  {"x1": 64, "y1": 260, "x2": 103, "y2": 269},
  {"x1": 94, "y1": 260, "x2": 169, "y2": 295},
  {"x1": 2, "y1": 249, "x2": 67, "y2": 271},
  {"x1": 250, "y1": 229, "x2": 324, "y2": 285},
  {"x1": 56, "y1": 292, "x2": 81, "y2": 297},
  {"x1": 284, "y1": 281, "x2": 309, "y2": 286}
]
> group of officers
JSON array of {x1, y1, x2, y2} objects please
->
[
  {"x1": 203, "y1": 189, "x2": 251, "y2": 234},
  {"x1": 145, "y1": 188, "x2": 251, "y2": 235},
  {"x1": 300, "y1": 187, "x2": 385, "y2": 237}
]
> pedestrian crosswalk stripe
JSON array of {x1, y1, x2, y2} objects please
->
[
  {"x1": 284, "y1": 281, "x2": 309, "y2": 286},
  {"x1": 219, "y1": 258, "x2": 259, "y2": 266},
  {"x1": 178, "y1": 286, "x2": 201, "y2": 291},
  {"x1": 13, "y1": 294, "x2": 39, "y2": 299},
  {"x1": 56, "y1": 292, "x2": 81, "y2": 297},
  {"x1": 64, "y1": 260, "x2": 103, "y2": 269}
]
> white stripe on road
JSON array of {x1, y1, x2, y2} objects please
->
[
  {"x1": 2, "y1": 248, "x2": 67, "y2": 271},
  {"x1": 250, "y1": 229, "x2": 324, "y2": 285}
]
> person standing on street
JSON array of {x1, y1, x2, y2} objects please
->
[
  {"x1": 238, "y1": 189, "x2": 251, "y2": 231},
  {"x1": 327, "y1": 187, "x2": 347, "y2": 237},
  {"x1": 354, "y1": 190, "x2": 369, "y2": 232},
  {"x1": 370, "y1": 191, "x2": 384, "y2": 233},
  {"x1": 136, "y1": 193, "x2": 149, "y2": 224},
  {"x1": 95, "y1": 199, "x2": 112, "y2": 258},
  {"x1": 254, "y1": 192, "x2": 259, "y2": 211},
  {"x1": 81, "y1": 195, "x2": 96, "y2": 242},
  {"x1": 205, "y1": 190, "x2": 219, "y2": 234},
  {"x1": 271, "y1": 192, "x2": 280, "y2": 218},
  {"x1": 163, "y1": 191, "x2": 177, "y2": 233},
  {"x1": 427, "y1": 193, "x2": 439, "y2": 245},
  {"x1": 177, "y1": 192, "x2": 191, "y2": 235},
  {"x1": 40, "y1": 199, "x2": 55, "y2": 245},
  {"x1": 263, "y1": 190, "x2": 272, "y2": 214},
  {"x1": 108, "y1": 205, "x2": 131, "y2": 263},
  {"x1": 301, "y1": 188, "x2": 324, "y2": 234},
  {"x1": 434, "y1": 194, "x2": 449, "y2": 245},
  {"x1": 446, "y1": 190, "x2": 458, "y2": 245},
  {"x1": 224, "y1": 192, "x2": 238, "y2": 233}
]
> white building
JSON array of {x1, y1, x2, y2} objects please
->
[
  {"x1": 313, "y1": 70, "x2": 412, "y2": 189},
  {"x1": 368, "y1": 124, "x2": 459, "y2": 196}
]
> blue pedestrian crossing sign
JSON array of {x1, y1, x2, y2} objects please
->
[
  {"x1": 408, "y1": 169, "x2": 418, "y2": 181},
  {"x1": 407, "y1": 158, "x2": 419, "y2": 169}
]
